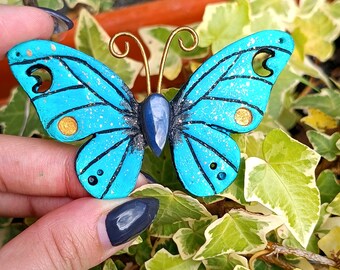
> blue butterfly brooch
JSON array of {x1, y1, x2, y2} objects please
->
[{"x1": 7, "y1": 27, "x2": 294, "y2": 199}]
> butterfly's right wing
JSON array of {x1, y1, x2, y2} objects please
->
[{"x1": 8, "y1": 40, "x2": 144, "y2": 199}]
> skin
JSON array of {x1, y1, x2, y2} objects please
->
[{"x1": 0, "y1": 6, "x2": 148, "y2": 269}]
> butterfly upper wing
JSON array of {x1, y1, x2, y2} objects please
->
[
  {"x1": 8, "y1": 40, "x2": 144, "y2": 199},
  {"x1": 170, "y1": 30, "x2": 294, "y2": 196}
]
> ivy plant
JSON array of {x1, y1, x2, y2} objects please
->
[{"x1": 0, "y1": 0, "x2": 339, "y2": 269}]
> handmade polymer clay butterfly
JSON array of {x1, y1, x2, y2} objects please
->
[{"x1": 7, "y1": 27, "x2": 294, "y2": 199}]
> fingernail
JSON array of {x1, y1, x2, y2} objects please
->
[
  {"x1": 141, "y1": 171, "x2": 157, "y2": 184},
  {"x1": 37, "y1": 7, "x2": 74, "y2": 33},
  {"x1": 103, "y1": 198, "x2": 159, "y2": 246}
]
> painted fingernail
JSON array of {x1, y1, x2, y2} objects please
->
[
  {"x1": 104, "y1": 198, "x2": 159, "y2": 246},
  {"x1": 38, "y1": 7, "x2": 74, "y2": 33},
  {"x1": 141, "y1": 171, "x2": 157, "y2": 184}
]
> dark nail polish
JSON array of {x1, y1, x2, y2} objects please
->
[
  {"x1": 141, "y1": 171, "x2": 157, "y2": 184},
  {"x1": 38, "y1": 7, "x2": 74, "y2": 33},
  {"x1": 105, "y1": 198, "x2": 159, "y2": 246}
]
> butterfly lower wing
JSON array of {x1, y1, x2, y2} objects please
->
[
  {"x1": 76, "y1": 129, "x2": 144, "y2": 199},
  {"x1": 8, "y1": 40, "x2": 143, "y2": 199},
  {"x1": 171, "y1": 123, "x2": 240, "y2": 196},
  {"x1": 170, "y1": 30, "x2": 294, "y2": 196}
]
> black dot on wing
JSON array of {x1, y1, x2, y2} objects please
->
[
  {"x1": 210, "y1": 162, "x2": 217, "y2": 170},
  {"x1": 278, "y1": 38, "x2": 284, "y2": 44},
  {"x1": 97, "y1": 169, "x2": 104, "y2": 176},
  {"x1": 88, "y1": 176, "x2": 98, "y2": 186},
  {"x1": 16, "y1": 52, "x2": 20, "y2": 57},
  {"x1": 217, "y1": 172, "x2": 226, "y2": 180}
]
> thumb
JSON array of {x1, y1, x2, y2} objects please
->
[{"x1": 0, "y1": 197, "x2": 159, "y2": 269}]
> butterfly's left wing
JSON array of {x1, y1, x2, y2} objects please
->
[
  {"x1": 170, "y1": 30, "x2": 294, "y2": 196},
  {"x1": 8, "y1": 40, "x2": 144, "y2": 199}
]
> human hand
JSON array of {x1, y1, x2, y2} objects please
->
[{"x1": 0, "y1": 6, "x2": 159, "y2": 269}]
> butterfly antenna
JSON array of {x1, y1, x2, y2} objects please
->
[
  {"x1": 109, "y1": 32, "x2": 151, "y2": 95},
  {"x1": 157, "y1": 26, "x2": 199, "y2": 94}
]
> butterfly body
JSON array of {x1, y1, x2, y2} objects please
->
[{"x1": 8, "y1": 30, "x2": 294, "y2": 199}]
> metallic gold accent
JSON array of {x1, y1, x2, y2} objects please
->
[
  {"x1": 109, "y1": 32, "x2": 151, "y2": 95},
  {"x1": 234, "y1": 108, "x2": 253, "y2": 126},
  {"x1": 157, "y1": 26, "x2": 199, "y2": 93},
  {"x1": 58, "y1": 116, "x2": 78, "y2": 136}
]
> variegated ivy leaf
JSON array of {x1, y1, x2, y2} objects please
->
[
  {"x1": 327, "y1": 193, "x2": 340, "y2": 216},
  {"x1": 249, "y1": 0, "x2": 297, "y2": 23},
  {"x1": 173, "y1": 218, "x2": 215, "y2": 260},
  {"x1": 65, "y1": 0, "x2": 99, "y2": 12},
  {"x1": 318, "y1": 227, "x2": 340, "y2": 260},
  {"x1": 37, "y1": 0, "x2": 64, "y2": 9},
  {"x1": 245, "y1": 129, "x2": 321, "y2": 248},
  {"x1": 307, "y1": 131, "x2": 340, "y2": 161},
  {"x1": 75, "y1": 9, "x2": 142, "y2": 88},
  {"x1": 194, "y1": 209, "x2": 283, "y2": 259},
  {"x1": 0, "y1": 88, "x2": 47, "y2": 136},
  {"x1": 294, "y1": 88, "x2": 340, "y2": 120},
  {"x1": 138, "y1": 26, "x2": 208, "y2": 81},
  {"x1": 131, "y1": 184, "x2": 212, "y2": 237},
  {"x1": 293, "y1": 0, "x2": 340, "y2": 62},
  {"x1": 145, "y1": 249, "x2": 201, "y2": 270},
  {"x1": 196, "y1": 0, "x2": 250, "y2": 54},
  {"x1": 300, "y1": 109, "x2": 337, "y2": 132},
  {"x1": 202, "y1": 253, "x2": 249, "y2": 270}
]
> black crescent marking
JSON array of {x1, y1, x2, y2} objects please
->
[
  {"x1": 202, "y1": 96, "x2": 264, "y2": 115},
  {"x1": 182, "y1": 131, "x2": 238, "y2": 173},
  {"x1": 79, "y1": 135, "x2": 131, "y2": 175},
  {"x1": 100, "y1": 138, "x2": 136, "y2": 199},
  {"x1": 183, "y1": 136, "x2": 217, "y2": 194},
  {"x1": 31, "y1": 85, "x2": 86, "y2": 102}
]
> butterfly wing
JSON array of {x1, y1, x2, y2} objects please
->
[
  {"x1": 170, "y1": 30, "x2": 294, "y2": 196},
  {"x1": 8, "y1": 40, "x2": 144, "y2": 199}
]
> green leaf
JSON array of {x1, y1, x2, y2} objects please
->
[
  {"x1": 317, "y1": 170, "x2": 340, "y2": 204},
  {"x1": 293, "y1": 88, "x2": 340, "y2": 120},
  {"x1": 127, "y1": 231, "x2": 152, "y2": 266},
  {"x1": 307, "y1": 131, "x2": 340, "y2": 161},
  {"x1": 142, "y1": 143, "x2": 183, "y2": 192},
  {"x1": 245, "y1": 129, "x2": 321, "y2": 248},
  {"x1": 65, "y1": 0, "x2": 100, "y2": 12},
  {"x1": 131, "y1": 185, "x2": 212, "y2": 237},
  {"x1": 196, "y1": 0, "x2": 250, "y2": 54},
  {"x1": 293, "y1": 8, "x2": 339, "y2": 62},
  {"x1": 0, "y1": 88, "x2": 47, "y2": 137},
  {"x1": 0, "y1": 218, "x2": 13, "y2": 227},
  {"x1": 37, "y1": 0, "x2": 64, "y2": 9},
  {"x1": 233, "y1": 132, "x2": 265, "y2": 159},
  {"x1": 0, "y1": 223, "x2": 27, "y2": 248},
  {"x1": 194, "y1": 210, "x2": 282, "y2": 259},
  {"x1": 75, "y1": 9, "x2": 142, "y2": 88},
  {"x1": 327, "y1": 193, "x2": 340, "y2": 216},
  {"x1": 139, "y1": 26, "x2": 208, "y2": 81},
  {"x1": 103, "y1": 258, "x2": 118, "y2": 270},
  {"x1": 145, "y1": 249, "x2": 201, "y2": 270},
  {"x1": 318, "y1": 227, "x2": 340, "y2": 259},
  {"x1": 202, "y1": 253, "x2": 249, "y2": 270},
  {"x1": 219, "y1": 158, "x2": 247, "y2": 205},
  {"x1": 173, "y1": 218, "x2": 214, "y2": 259},
  {"x1": 249, "y1": 0, "x2": 297, "y2": 22}
]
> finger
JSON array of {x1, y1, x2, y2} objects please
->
[
  {"x1": 0, "y1": 175, "x2": 150, "y2": 217},
  {"x1": 0, "y1": 5, "x2": 54, "y2": 59},
  {"x1": 0, "y1": 197, "x2": 159, "y2": 269},
  {"x1": 0, "y1": 135, "x2": 85, "y2": 197}
]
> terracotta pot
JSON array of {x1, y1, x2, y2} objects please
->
[{"x1": 0, "y1": 0, "x2": 221, "y2": 105}]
